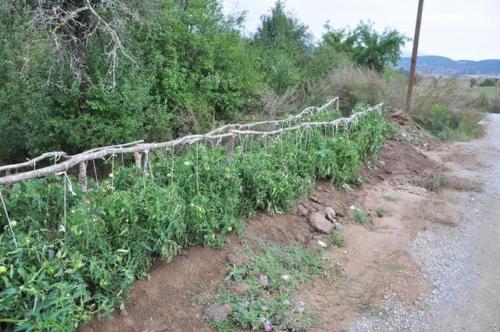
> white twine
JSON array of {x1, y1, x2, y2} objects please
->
[
  {"x1": 104, "y1": 154, "x2": 116, "y2": 189},
  {"x1": 93, "y1": 159, "x2": 99, "y2": 188},
  {"x1": 55, "y1": 171, "x2": 76, "y2": 196},
  {"x1": 51, "y1": 154, "x2": 62, "y2": 166},
  {"x1": 62, "y1": 174, "x2": 67, "y2": 234},
  {"x1": 0, "y1": 189, "x2": 18, "y2": 247},
  {"x1": 0, "y1": 102, "x2": 382, "y2": 187},
  {"x1": 143, "y1": 150, "x2": 154, "y2": 182},
  {"x1": 54, "y1": 171, "x2": 76, "y2": 235}
]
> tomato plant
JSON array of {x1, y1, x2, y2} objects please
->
[{"x1": 0, "y1": 106, "x2": 387, "y2": 331}]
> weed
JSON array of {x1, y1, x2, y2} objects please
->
[
  {"x1": 207, "y1": 238, "x2": 323, "y2": 331},
  {"x1": 186, "y1": 291, "x2": 208, "y2": 305},
  {"x1": 353, "y1": 209, "x2": 371, "y2": 225},
  {"x1": 412, "y1": 78, "x2": 485, "y2": 141},
  {"x1": 330, "y1": 232, "x2": 347, "y2": 247},
  {"x1": 375, "y1": 207, "x2": 388, "y2": 217},
  {"x1": 361, "y1": 304, "x2": 389, "y2": 317},
  {"x1": 383, "y1": 194, "x2": 400, "y2": 202}
]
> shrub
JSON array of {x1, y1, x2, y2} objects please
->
[
  {"x1": 412, "y1": 78, "x2": 484, "y2": 140},
  {"x1": 321, "y1": 22, "x2": 407, "y2": 73},
  {"x1": 479, "y1": 78, "x2": 497, "y2": 87},
  {"x1": 488, "y1": 97, "x2": 500, "y2": 114},
  {"x1": 330, "y1": 232, "x2": 346, "y2": 247},
  {"x1": 315, "y1": 67, "x2": 386, "y2": 114}
]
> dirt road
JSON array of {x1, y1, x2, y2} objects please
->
[{"x1": 353, "y1": 114, "x2": 500, "y2": 331}]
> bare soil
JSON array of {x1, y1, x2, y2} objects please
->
[{"x1": 352, "y1": 114, "x2": 500, "y2": 331}]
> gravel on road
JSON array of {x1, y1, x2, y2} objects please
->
[{"x1": 352, "y1": 114, "x2": 500, "y2": 332}]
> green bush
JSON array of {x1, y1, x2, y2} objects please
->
[
  {"x1": 251, "y1": 1, "x2": 313, "y2": 95},
  {"x1": 429, "y1": 104, "x2": 453, "y2": 134},
  {"x1": 414, "y1": 103, "x2": 483, "y2": 140},
  {"x1": 0, "y1": 0, "x2": 262, "y2": 164},
  {"x1": 412, "y1": 78, "x2": 485, "y2": 141},
  {"x1": 479, "y1": 78, "x2": 497, "y2": 87},
  {"x1": 0, "y1": 106, "x2": 386, "y2": 331}
]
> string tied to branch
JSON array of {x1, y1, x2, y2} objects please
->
[
  {"x1": 0, "y1": 188, "x2": 18, "y2": 247},
  {"x1": 55, "y1": 171, "x2": 76, "y2": 235}
]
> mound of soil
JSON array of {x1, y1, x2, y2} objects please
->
[{"x1": 365, "y1": 140, "x2": 446, "y2": 184}]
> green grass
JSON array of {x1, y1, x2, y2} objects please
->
[
  {"x1": 469, "y1": 86, "x2": 500, "y2": 114},
  {"x1": 207, "y1": 238, "x2": 323, "y2": 332},
  {"x1": 0, "y1": 108, "x2": 387, "y2": 331},
  {"x1": 375, "y1": 207, "x2": 388, "y2": 217},
  {"x1": 383, "y1": 194, "x2": 400, "y2": 202},
  {"x1": 330, "y1": 232, "x2": 347, "y2": 247},
  {"x1": 470, "y1": 86, "x2": 499, "y2": 98},
  {"x1": 353, "y1": 208, "x2": 371, "y2": 225},
  {"x1": 414, "y1": 103, "x2": 484, "y2": 141}
]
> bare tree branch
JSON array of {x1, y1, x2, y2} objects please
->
[
  {"x1": 29, "y1": 0, "x2": 138, "y2": 88},
  {"x1": 0, "y1": 100, "x2": 384, "y2": 186}
]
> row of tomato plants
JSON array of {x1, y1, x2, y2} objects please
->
[{"x1": 0, "y1": 107, "x2": 387, "y2": 331}]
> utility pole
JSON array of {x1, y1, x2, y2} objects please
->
[{"x1": 406, "y1": 0, "x2": 425, "y2": 112}]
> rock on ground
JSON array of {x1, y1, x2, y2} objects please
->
[
  {"x1": 309, "y1": 211, "x2": 334, "y2": 234},
  {"x1": 205, "y1": 304, "x2": 232, "y2": 321},
  {"x1": 324, "y1": 207, "x2": 337, "y2": 221}
]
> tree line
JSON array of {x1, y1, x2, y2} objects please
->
[{"x1": 0, "y1": 0, "x2": 406, "y2": 165}]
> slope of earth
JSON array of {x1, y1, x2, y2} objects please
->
[
  {"x1": 352, "y1": 114, "x2": 500, "y2": 331},
  {"x1": 79, "y1": 114, "x2": 448, "y2": 332}
]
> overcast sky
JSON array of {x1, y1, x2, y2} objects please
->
[{"x1": 222, "y1": 0, "x2": 500, "y2": 61}]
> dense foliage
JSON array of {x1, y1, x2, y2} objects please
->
[
  {"x1": 0, "y1": 1, "x2": 405, "y2": 165},
  {"x1": 0, "y1": 107, "x2": 387, "y2": 331},
  {"x1": 322, "y1": 22, "x2": 407, "y2": 72},
  {"x1": 251, "y1": 1, "x2": 313, "y2": 95},
  {"x1": 0, "y1": 0, "x2": 262, "y2": 163}
]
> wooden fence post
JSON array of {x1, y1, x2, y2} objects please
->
[
  {"x1": 143, "y1": 151, "x2": 149, "y2": 176},
  {"x1": 79, "y1": 162, "x2": 88, "y2": 192},
  {"x1": 226, "y1": 134, "x2": 236, "y2": 164},
  {"x1": 134, "y1": 152, "x2": 142, "y2": 170}
]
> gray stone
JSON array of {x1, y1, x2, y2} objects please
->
[
  {"x1": 205, "y1": 304, "x2": 232, "y2": 321},
  {"x1": 336, "y1": 208, "x2": 346, "y2": 218},
  {"x1": 324, "y1": 207, "x2": 337, "y2": 221},
  {"x1": 309, "y1": 211, "x2": 334, "y2": 234},
  {"x1": 296, "y1": 204, "x2": 309, "y2": 217},
  {"x1": 263, "y1": 319, "x2": 273, "y2": 332},
  {"x1": 295, "y1": 232, "x2": 312, "y2": 244},
  {"x1": 334, "y1": 222, "x2": 344, "y2": 231},
  {"x1": 258, "y1": 274, "x2": 269, "y2": 288},
  {"x1": 310, "y1": 201, "x2": 324, "y2": 211}
]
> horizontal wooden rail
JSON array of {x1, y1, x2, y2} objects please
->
[
  {"x1": 207, "y1": 97, "x2": 340, "y2": 135},
  {"x1": 0, "y1": 99, "x2": 383, "y2": 187}
]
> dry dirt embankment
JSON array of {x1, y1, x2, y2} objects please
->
[
  {"x1": 353, "y1": 114, "x2": 500, "y2": 332},
  {"x1": 80, "y1": 113, "x2": 496, "y2": 332}
]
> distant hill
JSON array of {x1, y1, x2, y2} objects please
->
[{"x1": 398, "y1": 56, "x2": 500, "y2": 77}]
